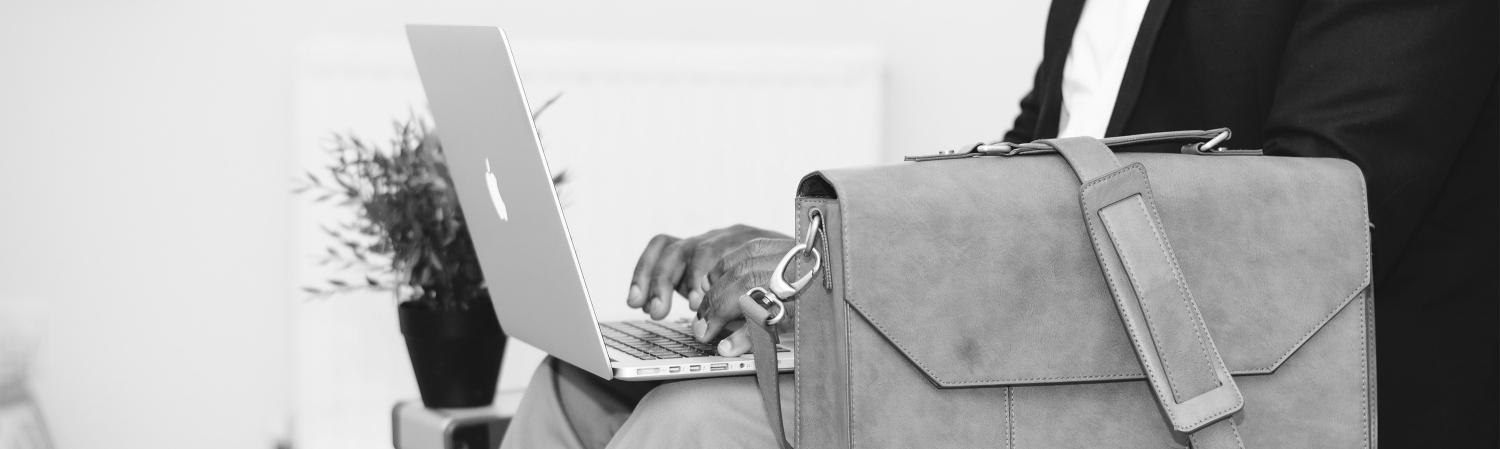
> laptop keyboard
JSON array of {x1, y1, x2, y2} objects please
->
[{"x1": 599, "y1": 320, "x2": 789, "y2": 360}]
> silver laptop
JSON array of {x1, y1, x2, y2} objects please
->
[{"x1": 406, "y1": 24, "x2": 795, "y2": 381}]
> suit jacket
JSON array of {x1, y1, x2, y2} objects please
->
[{"x1": 1005, "y1": 0, "x2": 1498, "y2": 445}]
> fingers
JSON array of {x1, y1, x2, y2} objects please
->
[
  {"x1": 645, "y1": 237, "x2": 699, "y2": 320},
  {"x1": 628, "y1": 234, "x2": 678, "y2": 310},
  {"x1": 706, "y1": 238, "x2": 792, "y2": 286},
  {"x1": 696, "y1": 270, "x2": 769, "y2": 342},
  {"x1": 680, "y1": 239, "x2": 723, "y2": 313},
  {"x1": 716, "y1": 320, "x2": 751, "y2": 356},
  {"x1": 682, "y1": 231, "x2": 744, "y2": 311},
  {"x1": 706, "y1": 241, "x2": 754, "y2": 284},
  {"x1": 631, "y1": 227, "x2": 793, "y2": 323},
  {"x1": 685, "y1": 276, "x2": 709, "y2": 312},
  {"x1": 696, "y1": 244, "x2": 788, "y2": 342}
]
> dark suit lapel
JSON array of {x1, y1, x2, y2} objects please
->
[
  {"x1": 1035, "y1": 0, "x2": 1088, "y2": 140},
  {"x1": 1104, "y1": 0, "x2": 1175, "y2": 137}
]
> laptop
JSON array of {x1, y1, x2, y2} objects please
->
[{"x1": 406, "y1": 24, "x2": 795, "y2": 381}]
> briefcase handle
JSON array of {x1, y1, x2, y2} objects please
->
[{"x1": 905, "y1": 128, "x2": 1262, "y2": 162}]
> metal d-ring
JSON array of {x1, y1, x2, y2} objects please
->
[
  {"x1": 1200, "y1": 130, "x2": 1232, "y2": 151},
  {"x1": 800, "y1": 211, "x2": 823, "y2": 248},
  {"x1": 745, "y1": 287, "x2": 786, "y2": 325}
]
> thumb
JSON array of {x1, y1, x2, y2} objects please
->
[{"x1": 715, "y1": 320, "x2": 751, "y2": 357}]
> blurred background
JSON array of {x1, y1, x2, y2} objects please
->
[{"x1": 0, "y1": 1, "x2": 1044, "y2": 448}]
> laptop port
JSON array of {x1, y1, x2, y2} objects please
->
[
  {"x1": 709, "y1": 363, "x2": 728, "y2": 371},
  {"x1": 689, "y1": 365, "x2": 701, "y2": 372},
  {"x1": 636, "y1": 368, "x2": 660, "y2": 375},
  {"x1": 669, "y1": 366, "x2": 681, "y2": 373}
]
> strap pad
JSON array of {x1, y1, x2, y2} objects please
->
[{"x1": 1044, "y1": 136, "x2": 1244, "y2": 447}]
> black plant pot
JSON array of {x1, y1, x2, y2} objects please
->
[{"x1": 398, "y1": 299, "x2": 506, "y2": 408}]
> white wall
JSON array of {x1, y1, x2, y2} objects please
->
[
  {"x1": 0, "y1": 2, "x2": 302, "y2": 448},
  {"x1": 0, "y1": 1, "x2": 1044, "y2": 448}
]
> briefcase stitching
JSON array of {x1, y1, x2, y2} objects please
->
[
  {"x1": 1130, "y1": 168, "x2": 1222, "y2": 397},
  {"x1": 837, "y1": 194, "x2": 860, "y2": 448},
  {"x1": 1080, "y1": 166, "x2": 1183, "y2": 426},
  {"x1": 1085, "y1": 163, "x2": 1245, "y2": 432},
  {"x1": 1006, "y1": 386, "x2": 1014, "y2": 449},
  {"x1": 795, "y1": 199, "x2": 804, "y2": 447},
  {"x1": 847, "y1": 303, "x2": 856, "y2": 448},
  {"x1": 1362, "y1": 295, "x2": 1374, "y2": 449},
  {"x1": 793, "y1": 197, "x2": 834, "y2": 447},
  {"x1": 1365, "y1": 288, "x2": 1376, "y2": 447},
  {"x1": 1100, "y1": 198, "x2": 1195, "y2": 400},
  {"x1": 1261, "y1": 171, "x2": 1371, "y2": 373}
]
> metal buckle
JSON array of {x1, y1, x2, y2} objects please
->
[{"x1": 745, "y1": 287, "x2": 785, "y2": 325}]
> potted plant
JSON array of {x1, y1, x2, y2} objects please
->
[{"x1": 297, "y1": 100, "x2": 563, "y2": 408}]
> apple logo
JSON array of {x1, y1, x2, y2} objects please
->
[{"x1": 484, "y1": 159, "x2": 508, "y2": 221}]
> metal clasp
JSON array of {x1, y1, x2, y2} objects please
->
[
  {"x1": 746, "y1": 287, "x2": 786, "y2": 325},
  {"x1": 748, "y1": 211, "x2": 826, "y2": 326},
  {"x1": 769, "y1": 213, "x2": 823, "y2": 299}
]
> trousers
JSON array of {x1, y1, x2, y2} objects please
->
[{"x1": 499, "y1": 357, "x2": 796, "y2": 449}]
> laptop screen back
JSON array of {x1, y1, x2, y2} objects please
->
[{"x1": 407, "y1": 24, "x2": 613, "y2": 379}]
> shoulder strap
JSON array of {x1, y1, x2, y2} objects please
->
[
  {"x1": 1041, "y1": 136, "x2": 1245, "y2": 448},
  {"x1": 743, "y1": 295, "x2": 794, "y2": 449}
]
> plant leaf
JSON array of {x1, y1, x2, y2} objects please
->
[{"x1": 532, "y1": 92, "x2": 563, "y2": 120}]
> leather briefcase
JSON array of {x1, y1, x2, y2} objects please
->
[{"x1": 743, "y1": 129, "x2": 1375, "y2": 448}]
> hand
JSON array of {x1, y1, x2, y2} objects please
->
[
  {"x1": 697, "y1": 238, "x2": 798, "y2": 357},
  {"x1": 626, "y1": 225, "x2": 789, "y2": 321}
]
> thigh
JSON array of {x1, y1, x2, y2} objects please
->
[
  {"x1": 501, "y1": 357, "x2": 663, "y2": 449},
  {"x1": 607, "y1": 372, "x2": 796, "y2": 449}
]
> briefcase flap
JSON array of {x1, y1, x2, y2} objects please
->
[{"x1": 797, "y1": 152, "x2": 1370, "y2": 388}]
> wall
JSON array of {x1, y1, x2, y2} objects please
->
[
  {"x1": 0, "y1": 1, "x2": 1044, "y2": 448},
  {"x1": 0, "y1": 2, "x2": 301, "y2": 448}
]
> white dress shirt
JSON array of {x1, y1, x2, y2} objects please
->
[{"x1": 1058, "y1": 0, "x2": 1152, "y2": 138}]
